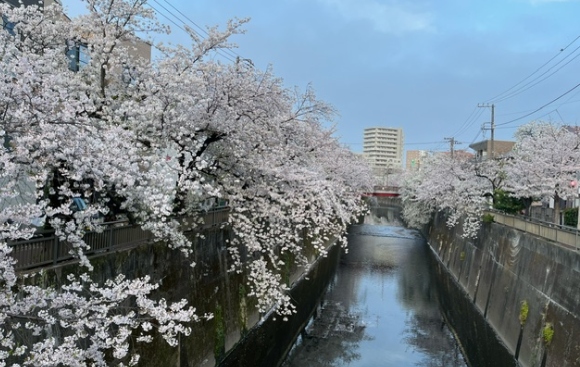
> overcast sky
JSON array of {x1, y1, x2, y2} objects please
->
[{"x1": 64, "y1": 0, "x2": 580, "y2": 155}]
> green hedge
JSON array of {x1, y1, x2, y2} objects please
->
[{"x1": 564, "y1": 207, "x2": 578, "y2": 227}]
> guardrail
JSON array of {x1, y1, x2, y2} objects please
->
[
  {"x1": 8, "y1": 208, "x2": 230, "y2": 272},
  {"x1": 486, "y1": 209, "x2": 580, "y2": 251}
]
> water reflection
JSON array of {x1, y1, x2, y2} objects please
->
[{"x1": 282, "y1": 221, "x2": 467, "y2": 367}]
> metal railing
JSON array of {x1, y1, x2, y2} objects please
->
[
  {"x1": 8, "y1": 208, "x2": 230, "y2": 272},
  {"x1": 487, "y1": 209, "x2": 580, "y2": 251}
]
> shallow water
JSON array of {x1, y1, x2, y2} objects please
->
[{"x1": 282, "y1": 222, "x2": 468, "y2": 367}]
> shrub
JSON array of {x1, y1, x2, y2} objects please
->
[
  {"x1": 564, "y1": 207, "x2": 578, "y2": 227},
  {"x1": 493, "y1": 189, "x2": 525, "y2": 214},
  {"x1": 482, "y1": 213, "x2": 495, "y2": 223}
]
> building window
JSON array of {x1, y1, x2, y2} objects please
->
[
  {"x1": 2, "y1": 15, "x2": 16, "y2": 36},
  {"x1": 121, "y1": 64, "x2": 139, "y2": 85},
  {"x1": 3, "y1": 134, "x2": 12, "y2": 151},
  {"x1": 67, "y1": 41, "x2": 89, "y2": 71}
]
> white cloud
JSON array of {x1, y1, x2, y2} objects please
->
[{"x1": 318, "y1": 0, "x2": 433, "y2": 34}]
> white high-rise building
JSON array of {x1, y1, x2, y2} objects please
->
[{"x1": 363, "y1": 127, "x2": 404, "y2": 176}]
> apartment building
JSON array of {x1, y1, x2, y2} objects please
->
[
  {"x1": 2, "y1": 0, "x2": 47, "y2": 7},
  {"x1": 363, "y1": 127, "x2": 404, "y2": 175}
]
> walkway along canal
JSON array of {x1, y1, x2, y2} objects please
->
[{"x1": 281, "y1": 208, "x2": 469, "y2": 367}]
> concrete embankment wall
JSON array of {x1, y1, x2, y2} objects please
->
[
  {"x1": 218, "y1": 242, "x2": 341, "y2": 367},
  {"x1": 26, "y1": 226, "x2": 339, "y2": 367},
  {"x1": 427, "y1": 212, "x2": 580, "y2": 367}
]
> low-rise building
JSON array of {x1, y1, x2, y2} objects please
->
[
  {"x1": 469, "y1": 139, "x2": 515, "y2": 160},
  {"x1": 406, "y1": 150, "x2": 428, "y2": 170}
]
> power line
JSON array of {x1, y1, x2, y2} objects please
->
[
  {"x1": 452, "y1": 107, "x2": 485, "y2": 139},
  {"x1": 433, "y1": 105, "x2": 486, "y2": 155},
  {"x1": 154, "y1": 0, "x2": 240, "y2": 60},
  {"x1": 496, "y1": 81, "x2": 580, "y2": 126},
  {"x1": 158, "y1": 0, "x2": 209, "y2": 37},
  {"x1": 497, "y1": 108, "x2": 540, "y2": 117},
  {"x1": 495, "y1": 109, "x2": 565, "y2": 130},
  {"x1": 469, "y1": 128, "x2": 483, "y2": 145},
  {"x1": 555, "y1": 109, "x2": 566, "y2": 123},
  {"x1": 492, "y1": 44, "x2": 580, "y2": 103},
  {"x1": 146, "y1": 0, "x2": 238, "y2": 63},
  {"x1": 559, "y1": 86, "x2": 580, "y2": 107},
  {"x1": 146, "y1": 3, "x2": 187, "y2": 33},
  {"x1": 485, "y1": 33, "x2": 580, "y2": 103},
  {"x1": 404, "y1": 141, "x2": 446, "y2": 146},
  {"x1": 448, "y1": 106, "x2": 477, "y2": 137}
]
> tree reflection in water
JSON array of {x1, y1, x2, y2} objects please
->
[
  {"x1": 283, "y1": 299, "x2": 370, "y2": 366},
  {"x1": 403, "y1": 313, "x2": 464, "y2": 367},
  {"x1": 282, "y1": 212, "x2": 468, "y2": 367},
  {"x1": 397, "y1": 239, "x2": 466, "y2": 367}
]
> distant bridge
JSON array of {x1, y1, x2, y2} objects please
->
[{"x1": 362, "y1": 185, "x2": 400, "y2": 198}]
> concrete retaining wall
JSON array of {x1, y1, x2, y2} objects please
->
[
  {"x1": 218, "y1": 242, "x2": 341, "y2": 367},
  {"x1": 428, "y1": 212, "x2": 580, "y2": 367}
]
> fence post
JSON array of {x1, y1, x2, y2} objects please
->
[
  {"x1": 109, "y1": 226, "x2": 114, "y2": 251},
  {"x1": 53, "y1": 237, "x2": 59, "y2": 265}
]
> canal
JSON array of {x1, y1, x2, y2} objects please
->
[{"x1": 281, "y1": 211, "x2": 468, "y2": 367}]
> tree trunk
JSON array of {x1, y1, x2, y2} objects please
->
[
  {"x1": 522, "y1": 197, "x2": 533, "y2": 217},
  {"x1": 172, "y1": 154, "x2": 187, "y2": 215}
]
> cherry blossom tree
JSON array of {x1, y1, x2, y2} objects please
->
[
  {"x1": 401, "y1": 152, "x2": 498, "y2": 238},
  {"x1": 120, "y1": 44, "x2": 372, "y2": 314},
  {"x1": 402, "y1": 121, "x2": 580, "y2": 237},
  {"x1": 400, "y1": 163, "x2": 434, "y2": 230},
  {"x1": 0, "y1": 1, "x2": 207, "y2": 365},
  {"x1": 0, "y1": 0, "x2": 372, "y2": 364},
  {"x1": 503, "y1": 121, "x2": 580, "y2": 223}
]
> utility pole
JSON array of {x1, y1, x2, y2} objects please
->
[
  {"x1": 444, "y1": 137, "x2": 460, "y2": 158},
  {"x1": 478, "y1": 103, "x2": 495, "y2": 159}
]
